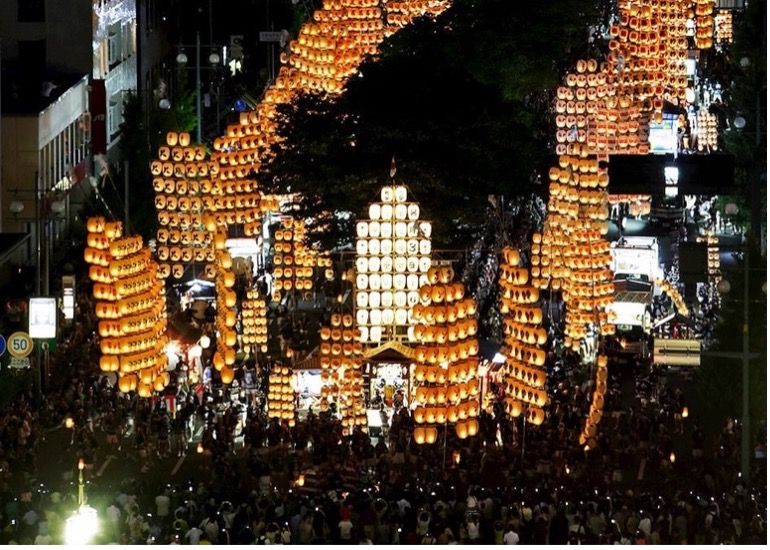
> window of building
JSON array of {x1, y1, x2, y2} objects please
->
[
  {"x1": 18, "y1": 0, "x2": 45, "y2": 22},
  {"x1": 108, "y1": 94, "x2": 123, "y2": 139},
  {"x1": 108, "y1": 22, "x2": 122, "y2": 66}
]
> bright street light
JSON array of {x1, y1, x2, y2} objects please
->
[{"x1": 64, "y1": 505, "x2": 99, "y2": 545}]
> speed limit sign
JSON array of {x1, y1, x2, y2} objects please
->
[{"x1": 7, "y1": 332, "x2": 33, "y2": 358}]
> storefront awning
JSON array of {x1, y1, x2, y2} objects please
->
[{"x1": 364, "y1": 340, "x2": 415, "y2": 362}]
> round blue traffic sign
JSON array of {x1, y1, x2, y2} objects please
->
[{"x1": 0, "y1": 335, "x2": 5, "y2": 357}]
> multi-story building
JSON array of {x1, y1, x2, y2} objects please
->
[{"x1": 0, "y1": 0, "x2": 174, "y2": 290}]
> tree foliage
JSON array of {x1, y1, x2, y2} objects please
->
[
  {"x1": 264, "y1": 0, "x2": 602, "y2": 251},
  {"x1": 697, "y1": 237, "x2": 767, "y2": 431}
]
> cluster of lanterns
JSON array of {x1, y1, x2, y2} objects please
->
[
  {"x1": 152, "y1": 130, "x2": 265, "y2": 280},
  {"x1": 609, "y1": 194, "x2": 652, "y2": 218},
  {"x1": 609, "y1": 1, "x2": 692, "y2": 106},
  {"x1": 556, "y1": 59, "x2": 646, "y2": 155},
  {"x1": 538, "y1": 0, "x2": 717, "y2": 444},
  {"x1": 697, "y1": 231, "x2": 721, "y2": 276},
  {"x1": 268, "y1": 364, "x2": 296, "y2": 426},
  {"x1": 656, "y1": 278, "x2": 690, "y2": 317},
  {"x1": 536, "y1": 151, "x2": 616, "y2": 350},
  {"x1": 272, "y1": 217, "x2": 332, "y2": 302},
  {"x1": 355, "y1": 185, "x2": 432, "y2": 344},
  {"x1": 384, "y1": 0, "x2": 448, "y2": 29},
  {"x1": 693, "y1": 0, "x2": 715, "y2": 50},
  {"x1": 84, "y1": 217, "x2": 169, "y2": 397},
  {"x1": 714, "y1": 10, "x2": 733, "y2": 43},
  {"x1": 318, "y1": 313, "x2": 367, "y2": 435},
  {"x1": 693, "y1": 109, "x2": 719, "y2": 152},
  {"x1": 578, "y1": 354, "x2": 609, "y2": 450},
  {"x1": 498, "y1": 247, "x2": 548, "y2": 423},
  {"x1": 410, "y1": 266, "x2": 480, "y2": 443},
  {"x1": 210, "y1": 224, "x2": 238, "y2": 385},
  {"x1": 150, "y1": 0, "x2": 450, "y2": 292},
  {"x1": 241, "y1": 289, "x2": 269, "y2": 353}
]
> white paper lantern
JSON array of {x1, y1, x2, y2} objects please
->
[
  {"x1": 380, "y1": 238, "x2": 393, "y2": 255},
  {"x1": 381, "y1": 273, "x2": 393, "y2": 290},
  {"x1": 395, "y1": 204, "x2": 407, "y2": 220},
  {"x1": 395, "y1": 240, "x2": 407, "y2": 255},
  {"x1": 370, "y1": 326, "x2": 382, "y2": 343},
  {"x1": 369, "y1": 203, "x2": 381, "y2": 220},
  {"x1": 369, "y1": 291, "x2": 381, "y2": 308},
  {"x1": 381, "y1": 186, "x2": 394, "y2": 202},
  {"x1": 356, "y1": 274, "x2": 369, "y2": 290},
  {"x1": 356, "y1": 221, "x2": 369, "y2": 238},
  {"x1": 407, "y1": 203, "x2": 420, "y2": 220},
  {"x1": 370, "y1": 309, "x2": 382, "y2": 325},
  {"x1": 407, "y1": 239, "x2": 419, "y2": 255},
  {"x1": 419, "y1": 222, "x2": 432, "y2": 237},
  {"x1": 368, "y1": 273, "x2": 382, "y2": 290},
  {"x1": 394, "y1": 186, "x2": 407, "y2": 202},
  {"x1": 381, "y1": 204, "x2": 393, "y2": 220},
  {"x1": 359, "y1": 326, "x2": 369, "y2": 341},
  {"x1": 356, "y1": 292, "x2": 368, "y2": 308},
  {"x1": 368, "y1": 221, "x2": 381, "y2": 238},
  {"x1": 394, "y1": 291, "x2": 408, "y2": 307},
  {"x1": 407, "y1": 291, "x2": 420, "y2": 307},
  {"x1": 394, "y1": 256, "x2": 407, "y2": 272},
  {"x1": 395, "y1": 222, "x2": 408, "y2": 237},
  {"x1": 369, "y1": 239, "x2": 381, "y2": 255},
  {"x1": 394, "y1": 273, "x2": 407, "y2": 289},
  {"x1": 406, "y1": 257, "x2": 419, "y2": 272},
  {"x1": 419, "y1": 239, "x2": 431, "y2": 255},
  {"x1": 380, "y1": 256, "x2": 394, "y2": 272},
  {"x1": 356, "y1": 240, "x2": 369, "y2": 255},
  {"x1": 406, "y1": 274, "x2": 420, "y2": 290},
  {"x1": 356, "y1": 257, "x2": 369, "y2": 274},
  {"x1": 368, "y1": 256, "x2": 381, "y2": 273},
  {"x1": 380, "y1": 222, "x2": 393, "y2": 238},
  {"x1": 407, "y1": 325, "x2": 416, "y2": 341},
  {"x1": 381, "y1": 291, "x2": 394, "y2": 307}
]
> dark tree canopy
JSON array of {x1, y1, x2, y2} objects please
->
[{"x1": 264, "y1": 0, "x2": 603, "y2": 251}]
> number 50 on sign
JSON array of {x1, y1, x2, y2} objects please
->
[{"x1": 8, "y1": 332, "x2": 33, "y2": 358}]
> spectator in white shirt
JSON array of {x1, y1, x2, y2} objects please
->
[{"x1": 504, "y1": 523, "x2": 520, "y2": 544}]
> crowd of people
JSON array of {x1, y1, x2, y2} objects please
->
[
  {"x1": 0, "y1": 235, "x2": 763, "y2": 545},
  {"x1": 0, "y1": 307, "x2": 764, "y2": 545}
]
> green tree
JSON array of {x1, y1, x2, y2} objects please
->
[
  {"x1": 264, "y1": 0, "x2": 602, "y2": 251},
  {"x1": 720, "y1": 0, "x2": 767, "y2": 241},
  {"x1": 698, "y1": 237, "x2": 767, "y2": 435}
]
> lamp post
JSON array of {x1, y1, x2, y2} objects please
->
[
  {"x1": 9, "y1": 182, "x2": 64, "y2": 402},
  {"x1": 176, "y1": 34, "x2": 222, "y2": 144},
  {"x1": 64, "y1": 458, "x2": 99, "y2": 545}
]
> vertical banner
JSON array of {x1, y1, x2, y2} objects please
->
[{"x1": 90, "y1": 79, "x2": 107, "y2": 155}]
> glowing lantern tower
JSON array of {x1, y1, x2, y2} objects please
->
[
  {"x1": 498, "y1": 247, "x2": 548, "y2": 425},
  {"x1": 355, "y1": 184, "x2": 432, "y2": 345},
  {"x1": 85, "y1": 217, "x2": 168, "y2": 397},
  {"x1": 410, "y1": 266, "x2": 481, "y2": 444},
  {"x1": 319, "y1": 313, "x2": 367, "y2": 435},
  {"x1": 534, "y1": 0, "x2": 719, "y2": 446}
]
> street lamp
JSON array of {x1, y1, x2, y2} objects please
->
[
  {"x1": 64, "y1": 459, "x2": 99, "y2": 545},
  {"x1": 176, "y1": 33, "x2": 223, "y2": 143},
  {"x1": 8, "y1": 186, "x2": 65, "y2": 297}
]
